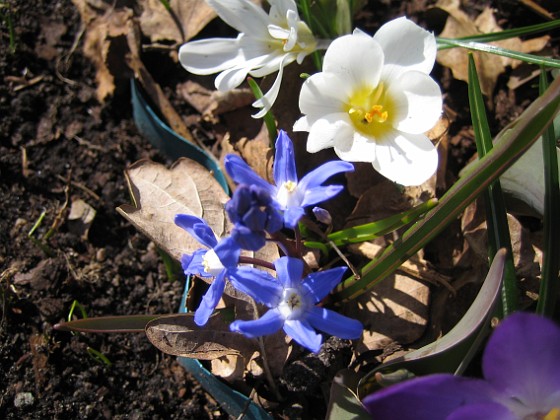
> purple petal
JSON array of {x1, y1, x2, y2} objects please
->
[
  {"x1": 224, "y1": 154, "x2": 274, "y2": 194},
  {"x1": 284, "y1": 319, "x2": 323, "y2": 353},
  {"x1": 301, "y1": 185, "x2": 345, "y2": 207},
  {"x1": 283, "y1": 206, "x2": 306, "y2": 229},
  {"x1": 302, "y1": 266, "x2": 347, "y2": 302},
  {"x1": 180, "y1": 249, "x2": 209, "y2": 277},
  {"x1": 230, "y1": 308, "x2": 284, "y2": 338},
  {"x1": 194, "y1": 271, "x2": 226, "y2": 326},
  {"x1": 175, "y1": 214, "x2": 217, "y2": 248},
  {"x1": 306, "y1": 307, "x2": 363, "y2": 339},
  {"x1": 447, "y1": 402, "x2": 515, "y2": 420},
  {"x1": 362, "y1": 374, "x2": 497, "y2": 420},
  {"x1": 273, "y1": 130, "x2": 298, "y2": 186},
  {"x1": 298, "y1": 160, "x2": 354, "y2": 191},
  {"x1": 274, "y1": 256, "x2": 304, "y2": 289},
  {"x1": 228, "y1": 266, "x2": 282, "y2": 306},
  {"x1": 482, "y1": 312, "x2": 560, "y2": 411},
  {"x1": 231, "y1": 226, "x2": 266, "y2": 251},
  {"x1": 213, "y1": 236, "x2": 240, "y2": 269}
]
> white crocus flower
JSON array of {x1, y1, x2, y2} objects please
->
[
  {"x1": 294, "y1": 17, "x2": 442, "y2": 186},
  {"x1": 179, "y1": 0, "x2": 319, "y2": 118}
]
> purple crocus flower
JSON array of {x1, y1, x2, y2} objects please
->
[
  {"x1": 175, "y1": 214, "x2": 240, "y2": 326},
  {"x1": 225, "y1": 184, "x2": 283, "y2": 251},
  {"x1": 224, "y1": 130, "x2": 354, "y2": 228},
  {"x1": 228, "y1": 256, "x2": 363, "y2": 353},
  {"x1": 363, "y1": 312, "x2": 560, "y2": 420}
]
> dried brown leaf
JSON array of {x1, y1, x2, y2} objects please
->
[
  {"x1": 145, "y1": 312, "x2": 256, "y2": 359},
  {"x1": 435, "y1": 0, "x2": 549, "y2": 98},
  {"x1": 139, "y1": 0, "x2": 216, "y2": 44},
  {"x1": 116, "y1": 158, "x2": 231, "y2": 262}
]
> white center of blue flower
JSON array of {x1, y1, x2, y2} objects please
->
[
  {"x1": 276, "y1": 180, "x2": 299, "y2": 209},
  {"x1": 202, "y1": 249, "x2": 224, "y2": 276},
  {"x1": 278, "y1": 287, "x2": 306, "y2": 320}
]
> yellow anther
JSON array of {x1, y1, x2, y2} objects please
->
[
  {"x1": 283, "y1": 180, "x2": 297, "y2": 192},
  {"x1": 544, "y1": 408, "x2": 560, "y2": 420},
  {"x1": 364, "y1": 105, "x2": 388, "y2": 124}
]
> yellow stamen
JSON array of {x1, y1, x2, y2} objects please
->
[
  {"x1": 283, "y1": 180, "x2": 297, "y2": 193},
  {"x1": 364, "y1": 105, "x2": 388, "y2": 124},
  {"x1": 346, "y1": 82, "x2": 392, "y2": 137},
  {"x1": 545, "y1": 408, "x2": 560, "y2": 420}
]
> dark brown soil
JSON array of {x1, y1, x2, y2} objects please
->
[{"x1": 0, "y1": 0, "x2": 557, "y2": 419}]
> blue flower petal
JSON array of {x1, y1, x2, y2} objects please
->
[
  {"x1": 447, "y1": 402, "x2": 515, "y2": 420},
  {"x1": 274, "y1": 256, "x2": 304, "y2": 289},
  {"x1": 230, "y1": 308, "x2": 284, "y2": 338},
  {"x1": 228, "y1": 266, "x2": 282, "y2": 306},
  {"x1": 283, "y1": 319, "x2": 322, "y2": 353},
  {"x1": 194, "y1": 271, "x2": 226, "y2": 326},
  {"x1": 283, "y1": 206, "x2": 306, "y2": 229},
  {"x1": 301, "y1": 185, "x2": 344, "y2": 207},
  {"x1": 231, "y1": 227, "x2": 266, "y2": 251},
  {"x1": 273, "y1": 130, "x2": 298, "y2": 186},
  {"x1": 180, "y1": 249, "x2": 209, "y2": 277},
  {"x1": 213, "y1": 236, "x2": 240, "y2": 269},
  {"x1": 298, "y1": 160, "x2": 354, "y2": 192},
  {"x1": 175, "y1": 214, "x2": 218, "y2": 248},
  {"x1": 482, "y1": 312, "x2": 560, "y2": 409},
  {"x1": 224, "y1": 154, "x2": 275, "y2": 194},
  {"x1": 307, "y1": 306, "x2": 363, "y2": 339},
  {"x1": 362, "y1": 374, "x2": 497, "y2": 420},
  {"x1": 302, "y1": 266, "x2": 347, "y2": 302}
]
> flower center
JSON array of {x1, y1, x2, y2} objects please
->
[
  {"x1": 346, "y1": 83, "x2": 393, "y2": 138},
  {"x1": 202, "y1": 249, "x2": 224, "y2": 276},
  {"x1": 278, "y1": 287, "x2": 306, "y2": 319},
  {"x1": 276, "y1": 180, "x2": 299, "y2": 209}
]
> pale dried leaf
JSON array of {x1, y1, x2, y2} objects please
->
[
  {"x1": 117, "y1": 158, "x2": 231, "y2": 262},
  {"x1": 145, "y1": 312, "x2": 257, "y2": 360},
  {"x1": 139, "y1": 0, "x2": 216, "y2": 44},
  {"x1": 435, "y1": 0, "x2": 549, "y2": 98}
]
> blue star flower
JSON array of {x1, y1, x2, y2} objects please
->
[
  {"x1": 228, "y1": 256, "x2": 363, "y2": 353},
  {"x1": 224, "y1": 130, "x2": 354, "y2": 228},
  {"x1": 175, "y1": 214, "x2": 240, "y2": 326},
  {"x1": 225, "y1": 184, "x2": 283, "y2": 251}
]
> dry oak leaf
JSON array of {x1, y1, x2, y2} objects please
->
[
  {"x1": 139, "y1": 0, "x2": 216, "y2": 44},
  {"x1": 435, "y1": 0, "x2": 549, "y2": 98},
  {"x1": 117, "y1": 158, "x2": 231, "y2": 263}
]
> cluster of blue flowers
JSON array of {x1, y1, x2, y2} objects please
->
[{"x1": 174, "y1": 131, "x2": 363, "y2": 353}]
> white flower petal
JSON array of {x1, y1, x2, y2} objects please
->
[
  {"x1": 208, "y1": 0, "x2": 269, "y2": 37},
  {"x1": 215, "y1": 66, "x2": 251, "y2": 91},
  {"x1": 372, "y1": 131, "x2": 438, "y2": 186},
  {"x1": 249, "y1": 53, "x2": 292, "y2": 78},
  {"x1": 333, "y1": 132, "x2": 376, "y2": 163},
  {"x1": 252, "y1": 55, "x2": 290, "y2": 118},
  {"x1": 293, "y1": 116, "x2": 310, "y2": 131},
  {"x1": 373, "y1": 16, "x2": 437, "y2": 79},
  {"x1": 306, "y1": 113, "x2": 353, "y2": 153},
  {"x1": 268, "y1": 0, "x2": 299, "y2": 24},
  {"x1": 179, "y1": 37, "x2": 244, "y2": 75},
  {"x1": 322, "y1": 34, "x2": 384, "y2": 89},
  {"x1": 268, "y1": 24, "x2": 290, "y2": 40},
  {"x1": 388, "y1": 70, "x2": 442, "y2": 134},
  {"x1": 299, "y1": 72, "x2": 351, "y2": 121}
]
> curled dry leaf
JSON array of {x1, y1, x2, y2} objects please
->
[
  {"x1": 117, "y1": 157, "x2": 231, "y2": 261},
  {"x1": 145, "y1": 312, "x2": 256, "y2": 360}
]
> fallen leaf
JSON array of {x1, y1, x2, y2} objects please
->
[
  {"x1": 435, "y1": 0, "x2": 549, "y2": 99},
  {"x1": 145, "y1": 312, "x2": 257, "y2": 360},
  {"x1": 139, "y1": 0, "x2": 216, "y2": 44},
  {"x1": 117, "y1": 158, "x2": 231, "y2": 262}
]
